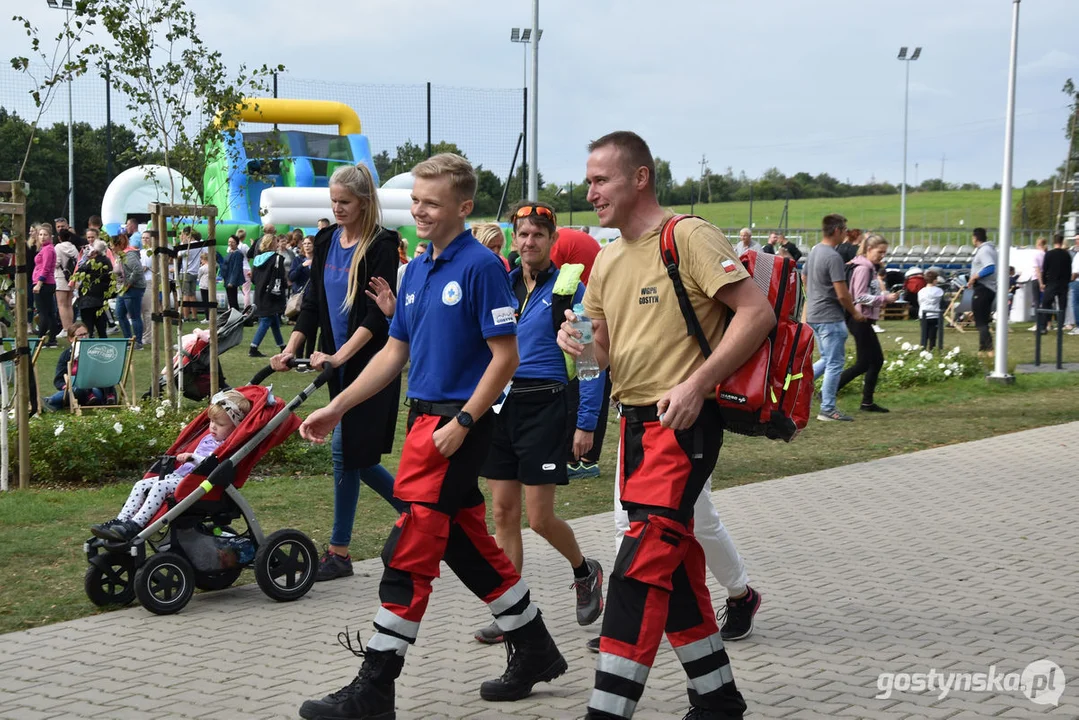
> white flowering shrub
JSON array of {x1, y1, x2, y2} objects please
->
[
  {"x1": 15, "y1": 402, "x2": 199, "y2": 484},
  {"x1": 876, "y1": 339, "x2": 982, "y2": 390},
  {"x1": 16, "y1": 397, "x2": 329, "y2": 485}
]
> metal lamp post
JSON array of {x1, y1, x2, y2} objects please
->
[
  {"x1": 46, "y1": 0, "x2": 76, "y2": 227},
  {"x1": 510, "y1": 7, "x2": 542, "y2": 202},
  {"x1": 897, "y1": 46, "x2": 921, "y2": 247},
  {"x1": 557, "y1": 182, "x2": 574, "y2": 225},
  {"x1": 989, "y1": 0, "x2": 1021, "y2": 384}
]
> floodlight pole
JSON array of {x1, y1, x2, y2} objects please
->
[
  {"x1": 897, "y1": 47, "x2": 921, "y2": 247},
  {"x1": 528, "y1": 0, "x2": 540, "y2": 202},
  {"x1": 47, "y1": 1, "x2": 77, "y2": 225},
  {"x1": 990, "y1": 0, "x2": 1021, "y2": 384}
]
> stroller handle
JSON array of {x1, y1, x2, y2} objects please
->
[{"x1": 250, "y1": 359, "x2": 333, "y2": 390}]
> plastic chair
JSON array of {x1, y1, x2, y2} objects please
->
[{"x1": 66, "y1": 337, "x2": 135, "y2": 414}]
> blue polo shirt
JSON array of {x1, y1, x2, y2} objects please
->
[{"x1": 390, "y1": 230, "x2": 518, "y2": 402}]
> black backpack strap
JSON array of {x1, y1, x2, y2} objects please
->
[{"x1": 660, "y1": 215, "x2": 712, "y2": 359}]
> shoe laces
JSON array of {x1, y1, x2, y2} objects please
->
[
  {"x1": 498, "y1": 637, "x2": 526, "y2": 682},
  {"x1": 570, "y1": 566, "x2": 595, "y2": 602},
  {"x1": 323, "y1": 628, "x2": 372, "y2": 700}
]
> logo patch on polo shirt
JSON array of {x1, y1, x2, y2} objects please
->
[
  {"x1": 491, "y1": 306, "x2": 516, "y2": 325},
  {"x1": 441, "y1": 281, "x2": 462, "y2": 306}
]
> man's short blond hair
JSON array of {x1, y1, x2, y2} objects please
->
[{"x1": 412, "y1": 153, "x2": 476, "y2": 201}]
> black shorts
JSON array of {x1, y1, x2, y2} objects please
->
[{"x1": 481, "y1": 383, "x2": 569, "y2": 486}]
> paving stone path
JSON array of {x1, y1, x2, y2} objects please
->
[{"x1": 2, "y1": 422, "x2": 1076, "y2": 719}]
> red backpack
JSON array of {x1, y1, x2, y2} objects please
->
[{"x1": 660, "y1": 215, "x2": 815, "y2": 441}]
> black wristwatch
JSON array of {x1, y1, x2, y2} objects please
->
[{"x1": 455, "y1": 411, "x2": 474, "y2": 430}]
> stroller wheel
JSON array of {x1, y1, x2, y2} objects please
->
[
  {"x1": 254, "y1": 529, "x2": 318, "y2": 602},
  {"x1": 194, "y1": 567, "x2": 244, "y2": 592},
  {"x1": 134, "y1": 552, "x2": 195, "y2": 615},
  {"x1": 84, "y1": 555, "x2": 136, "y2": 607}
]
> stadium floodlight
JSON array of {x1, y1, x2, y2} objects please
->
[
  {"x1": 46, "y1": 0, "x2": 76, "y2": 225},
  {"x1": 897, "y1": 45, "x2": 922, "y2": 247}
]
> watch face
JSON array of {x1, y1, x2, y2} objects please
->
[{"x1": 457, "y1": 411, "x2": 473, "y2": 427}]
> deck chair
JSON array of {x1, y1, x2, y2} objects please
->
[
  {"x1": 66, "y1": 337, "x2": 135, "y2": 415},
  {"x1": 1, "y1": 337, "x2": 43, "y2": 414}
]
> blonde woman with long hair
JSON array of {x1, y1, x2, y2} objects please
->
[
  {"x1": 270, "y1": 163, "x2": 405, "y2": 580},
  {"x1": 837, "y1": 232, "x2": 899, "y2": 412}
]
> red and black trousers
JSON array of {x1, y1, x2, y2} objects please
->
[
  {"x1": 588, "y1": 401, "x2": 746, "y2": 719},
  {"x1": 367, "y1": 407, "x2": 539, "y2": 656}
]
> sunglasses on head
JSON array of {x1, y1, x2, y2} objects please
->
[{"x1": 514, "y1": 204, "x2": 556, "y2": 224}]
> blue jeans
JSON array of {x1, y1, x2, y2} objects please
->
[
  {"x1": 116, "y1": 287, "x2": 145, "y2": 343},
  {"x1": 251, "y1": 316, "x2": 284, "y2": 350},
  {"x1": 329, "y1": 424, "x2": 406, "y2": 547},
  {"x1": 1070, "y1": 281, "x2": 1079, "y2": 329},
  {"x1": 45, "y1": 388, "x2": 103, "y2": 411},
  {"x1": 810, "y1": 320, "x2": 849, "y2": 414}
]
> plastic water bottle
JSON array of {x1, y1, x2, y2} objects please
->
[{"x1": 572, "y1": 303, "x2": 602, "y2": 381}]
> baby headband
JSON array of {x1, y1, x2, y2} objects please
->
[{"x1": 211, "y1": 391, "x2": 247, "y2": 426}]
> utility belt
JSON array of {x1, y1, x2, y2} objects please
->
[
  {"x1": 618, "y1": 403, "x2": 660, "y2": 424},
  {"x1": 509, "y1": 378, "x2": 566, "y2": 397},
  {"x1": 618, "y1": 400, "x2": 720, "y2": 426},
  {"x1": 406, "y1": 399, "x2": 465, "y2": 418}
]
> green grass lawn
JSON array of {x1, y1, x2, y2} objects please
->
[
  {"x1": 2, "y1": 318, "x2": 1078, "y2": 634},
  {"x1": 567, "y1": 189, "x2": 1008, "y2": 235}
]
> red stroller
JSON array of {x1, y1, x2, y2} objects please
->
[{"x1": 85, "y1": 361, "x2": 331, "y2": 615}]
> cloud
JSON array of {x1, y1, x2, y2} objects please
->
[{"x1": 1019, "y1": 50, "x2": 1079, "y2": 78}]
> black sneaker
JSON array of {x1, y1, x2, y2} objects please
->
[
  {"x1": 683, "y1": 708, "x2": 728, "y2": 719},
  {"x1": 248, "y1": 347, "x2": 264, "y2": 358},
  {"x1": 585, "y1": 636, "x2": 600, "y2": 653},
  {"x1": 479, "y1": 612, "x2": 567, "y2": 701},
  {"x1": 860, "y1": 403, "x2": 890, "y2": 413},
  {"x1": 474, "y1": 621, "x2": 504, "y2": 644},
  {"x1": 89, "y1": 518, "x2": 124, "y2": 539},
  {"x1": 571, "y1": 558, "x2": 604, "y2": 626},
  {"x1": 91, "y1": 519, "x2": 142, "y2": 542},
  {"x1": 316, "y1": 549, "x2": 354, "y2": 582},
  {"x1": 299, "y1": 640, "x2": 403, "y2": 720},
  {"x1": 718, "y1": 586, "x2": 761, "y2": 641}
]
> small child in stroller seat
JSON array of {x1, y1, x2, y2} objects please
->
[{"x1": 90, "y1": 390, "x2": 252, "y2": 541}]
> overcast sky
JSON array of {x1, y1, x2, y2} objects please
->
[{"x1": 5, "y1": 0, "x2": 1076, "y2": 188}]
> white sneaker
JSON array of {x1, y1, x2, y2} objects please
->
[
  {"x1": 872, "y1": 324, "x2": 885, "y2": 333},
  {"x1": 1068, "y1": 328, "x2": 1079, "y2": 336},
  {"x1": 1027, "y1": 325, "x2": 1038, "y2": 331},
  {"x1": 57, "y1": 329, "x2": 67, "y2": 338}
]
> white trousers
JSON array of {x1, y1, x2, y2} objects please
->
[{"x1": 613, "y1": 439, "x2": 749, "y2": 597}]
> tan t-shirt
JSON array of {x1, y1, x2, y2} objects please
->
[{"x1": 583, "y1": 213, "x2": 750, "y2": 406}]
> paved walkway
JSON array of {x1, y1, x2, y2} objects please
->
[{"x1": 2, "y1": 423, "x2": 1077, "y2": 719}]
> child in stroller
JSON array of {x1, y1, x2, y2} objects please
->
[{"x1": 90, "y1": 390, "x2": 251, "y2": 541}]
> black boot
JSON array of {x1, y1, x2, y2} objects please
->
[
  {"x1": 299, "y1": 647, "x2": 403, "y2": 720},
  {"x1": 479, "y1": 611, "x2": 567, "y2": 701}
]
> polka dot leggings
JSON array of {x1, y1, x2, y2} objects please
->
[{"x1": 116, "y1": 473, "x2": 183, "y2": 527}]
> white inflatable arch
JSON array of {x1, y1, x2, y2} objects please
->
[{"x1": 101, "y1": 165, "x2": 201, "y2": 235}]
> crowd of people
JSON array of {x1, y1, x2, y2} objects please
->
[{"x1": 18, "y1": 128, "x2": 1079, "y2": 719}]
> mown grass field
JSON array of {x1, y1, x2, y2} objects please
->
[
  {"x1": 1, "y1": 319, "x2": 1078, "y2": 634},
  {"x1": 567, "y1": 189, "x2": 1009, "y2": 234}
]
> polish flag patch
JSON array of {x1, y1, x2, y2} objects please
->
[{"x1": 721, "y1": 258, "x2": 738, "y2": 273}]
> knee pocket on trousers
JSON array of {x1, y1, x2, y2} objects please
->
[
  {"x1": 381, "y1": 505, "x2": 450, "y2": 578},
  {"x1": 613, "y1": 517, "x2": 686, "y2": 592}
]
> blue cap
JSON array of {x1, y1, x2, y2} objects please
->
[{"x1": 129, "y1": 237, "x2": 142, "y2": 249}]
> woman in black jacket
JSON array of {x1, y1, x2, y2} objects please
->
[
  {"x1": 221, "y1": 236, "x2": 246, "y2": 311},
  {"x1": 73, "y1": 240, "x2": 114, "y2": 337},
  {"x1": 247, "y1": 234, "x2": 288, "y2": 357},
  {"x1": 270, "y1": 163, "x2": 404, "y2": 581}
]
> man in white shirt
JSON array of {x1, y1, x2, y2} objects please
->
[
  {"x1": 734, "y1": 227, "x2": 760, "y2": 255},
  {"x1": 1069, "y1": 242, "x2": 1079, "y2": 335}
]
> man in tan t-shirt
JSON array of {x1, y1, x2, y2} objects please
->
[{"x1": 558, "y1": 131, "x2": 774, "y2": 720}]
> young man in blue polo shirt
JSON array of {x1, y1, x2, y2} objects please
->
[{"x1": 298, "y1": 154, "x2": 566, "y2": 720}]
